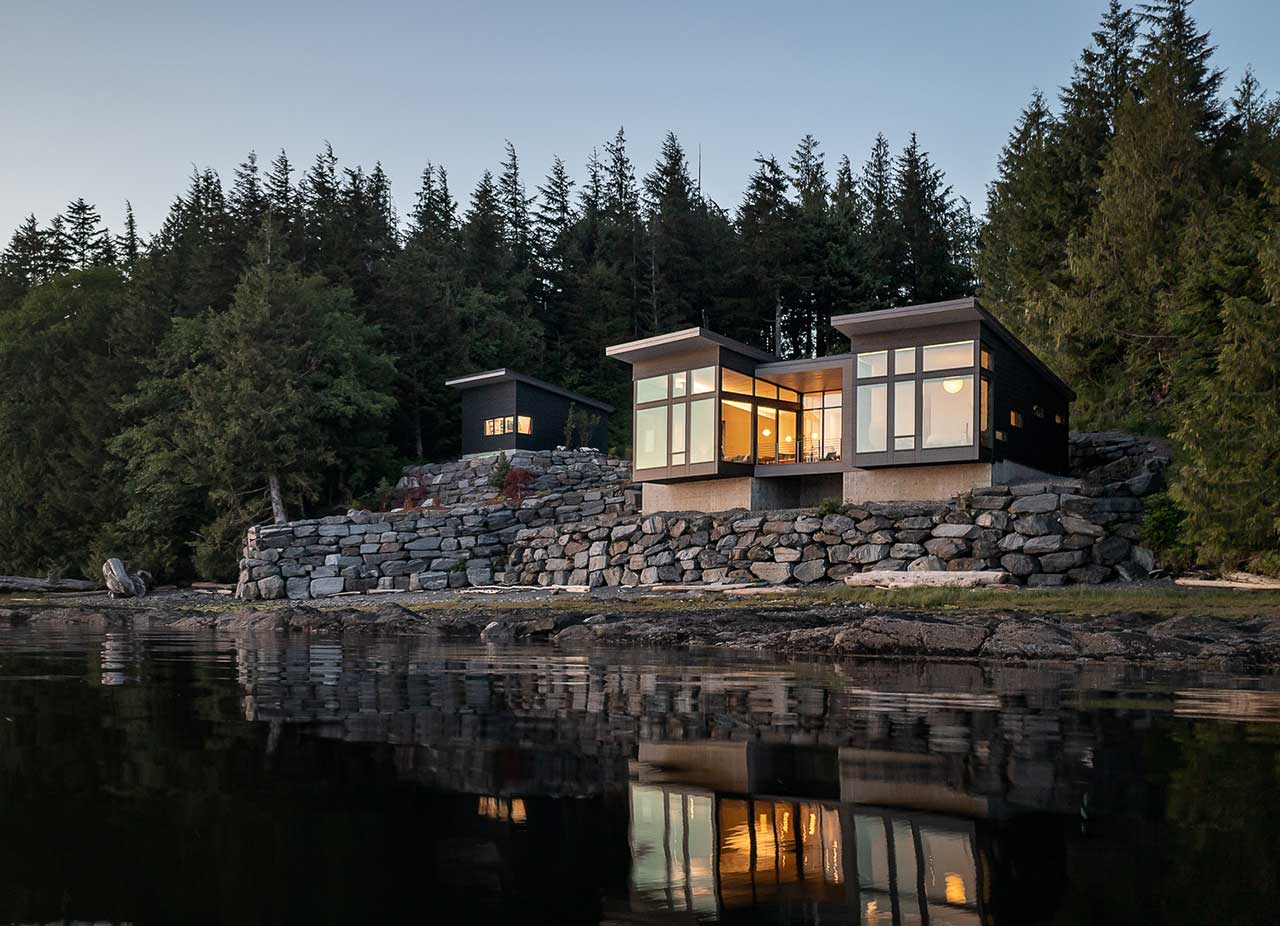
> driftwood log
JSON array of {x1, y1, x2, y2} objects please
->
[
  {"x1": 844, "y1": 570, "x2": 1013, "y2": 589},
  {"x1": 103, "y1": 558, "x2": 152, "y2": 599},
  {"x1": 0, "y1": 575, "x2": 100, "y2": 593}
]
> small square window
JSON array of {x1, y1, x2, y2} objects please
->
[
  {"x1": 671, "y1": 371, "x2": 687, "y2": 397},
  {"x1": 1033, "y1": 405, "x2": 1045, "y2": 418},
  {"x1": 1010, "y1": 410, "x2": 1023, "y2": 427},
  {"x1": 1055, "y1": 413, "x2": 1064, "y2": 425},
  {"x1": 980, "y1": 347, "x2": 993, "y2": 371},
  {"x1": 690, "y1": 366, "x2": 716, "y2": 394},
  {"x1": 823, "y1": 390, "x2": 842, "y2": 409},
  {"x1": 517, "y1": 416, "x2": 532, "y2": 435},
  {"x1": 894, "y1": 436, "x2": 915, "y2": 450},
  {"x1": 995, "y1": 429, "x2": 1008, "y2": 442},
  {"x1": 894, "y1": 347, "x2": 916, "y2": 375}
]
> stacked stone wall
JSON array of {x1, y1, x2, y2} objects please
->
[
  {"x1": 505, "y1": 479, "x2": 1156, "y2": 589},
  {"x1": 398, "y1": 449, "x2": 631, "y2": 508},
  {"x1": 237, "y1": 484, "x2": 641, "y2": 600}
]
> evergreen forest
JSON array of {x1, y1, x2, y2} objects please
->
[{"x1": 1, "y1": 0, "x2": 1276, "y2": 580}]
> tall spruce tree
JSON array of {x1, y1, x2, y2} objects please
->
[{"x1": 858, "y1": 133, "x2": 901, "y2": 311}]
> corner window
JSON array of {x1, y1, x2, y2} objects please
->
[
  {"x1": 518, "y1": 416, "x2": 532, "y2": 435},
  {"x1": 922, "y1": 340, "x2": 974, "y2": 372},
  {"x1": 779, "y1": 386, "x2": 799, "y2": 403},
  {"x1": 894, "y1": 347, "x2": 916, "y2": 375},
  {"x1": 856, "y1": 383, "x2": 887, "y2": 453},
  {"x1": 894, "y1": 380, "x2": 915, "y2": 451},
  {"x1": 635, "y1": 406, "x2": 668, "y2": 469},
  {"x1": 923, "y1": 375, "x2": 974, "y2": 448},
  {"x1": 690, "y1": 366, "x2": 716, "y2": 394},
  {"x1": 1010, "y1": 410, "x2": 1024, "y2": 427},
  {"x1": 857, "y1": 350, "x2": 888, "y2": 378},
  {"x1": 484, "y1": 416, "x2": 520, "y2": 436},
  {"x1": 1054, "y1": 412, "x2": 1064, "y2": 425},
  {"x1": 980, "y1": 346, "x2": 993, "y2": 371},
  {"x1": 754, "y1": 378, "x2": 778, "y2": 399},
  {"x1": 636, "y1": 375, "x2": 668, "y2": 404}
]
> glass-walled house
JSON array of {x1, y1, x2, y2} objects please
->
[{"x1": 607, "y1": 298, "x2": 1074, "y2": 512}]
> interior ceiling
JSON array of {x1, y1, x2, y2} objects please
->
[{"x1": 759, "y1": 366, "x2": 845, "y2": 393}]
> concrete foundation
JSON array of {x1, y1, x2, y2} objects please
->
[{"x1": 842, "y1": 463, "x2": 994, "y2": 504}]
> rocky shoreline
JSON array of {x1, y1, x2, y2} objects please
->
[{"x1": 3, "y1": 595, "x2": 1278, "y2": 668}]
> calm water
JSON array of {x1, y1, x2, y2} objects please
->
[{"x1": 0, "y1": 626, "x2": 1278, "y2": 925}]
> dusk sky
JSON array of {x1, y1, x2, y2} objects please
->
[{"x1": 2, "y1": 0, "x2": 1277, "y2": 239}]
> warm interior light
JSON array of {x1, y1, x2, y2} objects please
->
[
  {"x1": 943, "y1": 378, "x2": 965, "y2": 394},
  {"x1": 945, "y1": 873, "x2": 967, "y2": 904},
  {"x1": 784, "y1": 435, "x2": 793, "y2": 443},
  {"x1": 762, "y1": 428, "x2": 772, "y2": 437}
]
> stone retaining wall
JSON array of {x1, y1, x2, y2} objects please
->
[
  {"x1": 397, "y1": 449, "x2": 631, "y2": 508},
  {"x1": 236, "y1": 484, "x2": 642, "y2": 600},
  {"x1": 504, "y1": 479, "x2": 1156, "y2": 588}
]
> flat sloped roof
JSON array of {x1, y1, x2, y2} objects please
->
[
  {"x1": 605, "y1": 327, "x2": 777, "y2": 365},
  {"x1": 444, "y1": 369, "x2": 614, "y2": 412},
  {"x1": 831, "y1": 297, "x2": 1075, "y2": 400}
]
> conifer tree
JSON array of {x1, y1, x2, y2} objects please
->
[
  {"x1": 643, "y1": 132, "x2": 700, "y2": 332},
  {"x1": 117, "y1": 201, "x2": 141, "y2": 268},
  {"x1": 736, "y1": 155, "x2": 795, "y2": 352},
  {"x1": 62, "y1": 198, "x2": 115, "y2": 269},
  {"x1": 894, "y1": 133, "x2": 961, "y2": 303},
  {"x1": 858, "y1": 133, "x2": 901, "y2": 311}
]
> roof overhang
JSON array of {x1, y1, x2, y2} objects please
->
[
  {"x1": 444, "y1": 368, "x2": 614, "y2": 412},
  {"x1": 605, "y1": 327, "x2": 777, "y2": 365},
  {"x1": 831, "y1": 298, "x2": 1076, "y2": 401}
]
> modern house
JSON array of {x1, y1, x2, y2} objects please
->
[
  {"x1": 606, "y1": 297, "x2": 1074, "y2": 512},
  {"x1": 445, "y1": 369, "x2": 613, "y2": 457}
]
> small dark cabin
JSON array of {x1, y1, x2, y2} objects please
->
[{"x1": 446, "y1": 369, "x2": 613, "y2": 456}]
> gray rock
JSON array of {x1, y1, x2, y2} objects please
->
[
  {"x1": 1059, "y1": 515, "x2": 1104, "y2": 538},
  {"x1": 773, "y1": 546, "x2": 802, "y2": 563},
  {"x1": 480, "y1": 620, "x2": 515, "y2": 643},
  {"x1": 1000, "y1": 553, "x2": 1040, "y2": 577},
  {"x1": 1068, "y1": 564, "x2": 1113, "y2": 584},
  {"x1": 1008, "y1": 493, "x2": 1059, "y2": 514},
  {"x1": 793, "y1": 560, "x2": 827, "y2": 583},
  {"x1": 923, "y1": 538, "x2": 967, "y2": 560},
  {"x1": 980, "y1": 618, "x2": 1076, "y2": 658},
  {"x1": 794, "y1": 516, "x2": 822, "y2": 534},
  {"x1": 310, "y1": 577, "x2": 345, "y2": 597},
  {"x1": 908, "y1": 555, "x2": 948, "y2": 571},
  {"x1": 1013, "y1": 513, "x2": 1061, "y2": 536},
  {"x1": 931, "y1": 523, "x2": 980, "y2": 540},
  {"x1": 1038, "y1": 550, "x2": 1088, "y2": 573},
  {"x1": 833, "y1": 617, "x2": 989, "y2": 657},
  {"x1": 889, "y1": 543, "x2": 926, "y2": 560},
  {"x1": 1131, "y1": 545, "x2": 1157, "y2": 572},
  {"x1": 1022, "y1": 534, "x2": 1064, "y2": 555},
  {"x1": 1026, "y1": 573, "x2": 1068, "y2": 587},
  {"x1": 749, "y1": 562, "x2": 792, "y2": 583},
  {"x1": 1092, "y1": 535, "x2": 1131, "y2": 565},
  {"x1": 257, "y1": 575, "x2": 286, "y2": 600},
  {"x1": 851, "y1": 543, "x2": 893, "y2": 564},
  {"x1": 286, "y1": 576, "x2": 312, "y2": 600}
]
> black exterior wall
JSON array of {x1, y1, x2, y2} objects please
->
[{"x1": 459, "y1": 380, "x2": 610, "y2": 456}]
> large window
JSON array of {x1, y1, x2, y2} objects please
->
[
  {"x1": 720, "y1": 399, "x2": 753, "y2": 463},
  {"x1": 635, "y1": 406, "x2": 668, "y2": 469},
  {"x1": 923, "y1": 375, "x2": 974, "y2": 448},
  {"x1": 484, "y1": 416, "x2": 531, "y2": 436},
  {"x1": 857, "y1": 383, "x2": 887, "y2": 453},
  {"x1": 689, "y1": 398, "x2": 715, "y2": 463},
  {"x1": 922, "y1": 340, "x2": 974, "y2": 372},
  {"x1": 756, "y1": 406, "x2": 798, "y2": 465},
  {"x1": 802, "y1": 391, "x2": 842, "y2": 461},
  {"x1": 636, "y1": 374, "x2": 668, "y2": 404}
]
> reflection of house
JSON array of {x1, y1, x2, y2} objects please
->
[
  {"x1": 629, "y1": 742, "x2": 985, "y2": 924},
  {"x1": 606, "y1": 297, "x2": 1076, "y2": 511},
  {"x1": 446, "y1": 368, "x2": 612, "y2": 456}
]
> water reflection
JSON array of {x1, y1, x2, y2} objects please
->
[{"x1": 0, "y1": 627, "x2": 1278, "y2": 924}]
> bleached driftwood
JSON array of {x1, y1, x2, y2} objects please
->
[
  {"x1": 0, "y1": 575, "x2": 99, "y2": 593},
  {"x1": 844, "y1": 570, "x2": 1012, "y2": 589}
]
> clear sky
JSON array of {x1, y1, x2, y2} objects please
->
[{"x1": 1, "y1": 0, "x2": 1276, "y2": 240}]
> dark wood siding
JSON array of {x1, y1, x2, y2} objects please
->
[
  {"x1": 982, "y1": 322, "x2": 1070, "y2": 475},
  {"x1": 460, "y1": 381, "x2": 609, "y2": 455}
]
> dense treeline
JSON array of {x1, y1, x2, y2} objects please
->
[
  {"x1": 1, "y1": 0, "x2": 1275, "y2": 581},
  {"x1": 981, "y1": 0, "x2": 1280, "y2": 571},
  {"x1": 0, "y1": 121, "x2": 974, "y2": 580}
]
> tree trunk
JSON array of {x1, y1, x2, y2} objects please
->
[
  {"x1": 0, "y1": 576, "x2": 99, "y2": 593},
  {"x1": 268, "y1": 473, "x2": 288, "y2": 524}
]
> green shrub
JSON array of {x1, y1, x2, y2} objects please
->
[
  {"x1": 488, "y1": 452, "x2": 511, "y2": 491},
  {"x1": 816, "y1": 498, "x2": 845, "y2": 517},
  {"x1": 1139, "y1": 492, "x2": 1196, "y2": 573}
]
